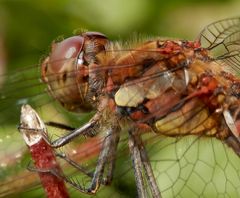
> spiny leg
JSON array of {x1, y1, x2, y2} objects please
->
[
  {"x1": 28, "y1": 125, "x2": 120, "y2": 194},
  {"x1": 48, "y1": 98, "x2": 113, "y2": 148},
  {"x1": 128, "y1": 129, "x2": 147, "y2": 198},
  {"x1": 136, "y1": 133, "x2": 161, "y2": 198},
  {"x1": 86, "y1": 126, "x2": 120, "y2": 193},
  {"x1": 128, "y1": 129, "x2": 161, "y2": 198},
  {"x1": 50, "y1": 120, "x2": 98, "y2": 148},
  {"x1": 45, "y1": 121, "x2": 76, "y2": 130},
  {"x1": 44, "y1": 110, "x2": 102, "y2": 148},
  {"x1": 56, "y1": 127, "x2": 120, "y2": 186},
  {"x1": 56, "y1": 153, "x2": 94, "y2": 179},
  {"x1": 102, "y1": 127, "x2": 120, "y2": 185}
]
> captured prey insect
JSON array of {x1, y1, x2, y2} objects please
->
[{"x1": 1, "y1": 17, "x2": 240, "y2": 197}]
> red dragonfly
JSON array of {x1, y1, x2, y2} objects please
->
[{"x1": 1, "y1": 17, "x2": 240, "y2": 198}]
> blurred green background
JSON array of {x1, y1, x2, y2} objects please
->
[
  {"x1": 0, "y1": 0, "x2": 240, "y2": 197},
  {"x1": 0, "y1": 0, "x2": 240, "y2": 73}
]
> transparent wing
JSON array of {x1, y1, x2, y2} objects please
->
[
  {"x1": 144, "y1": 135, "x2": 240, "y2": 197},
  {"x1": 198, "y1": 17, "x2": 240, "y2": 73}
]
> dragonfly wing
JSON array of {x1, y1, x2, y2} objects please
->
[{"x1": 198, "y1": 17, "x2": 240, "y2": 73}]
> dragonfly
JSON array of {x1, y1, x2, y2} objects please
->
[{"x1": 1, "y1": 17, "x2": 240, "y2": 198}]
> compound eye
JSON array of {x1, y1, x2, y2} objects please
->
[
  {"x1": 49, "y1": 36, "x2": 84, "y2": 72},
  {"x1": 82, "y1": 31, "x2": 107, "y2": 39}
]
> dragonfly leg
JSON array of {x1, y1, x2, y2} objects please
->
[
  {"x1": 47, "y1": 98, "x2": 111, "y2": 148},
  {"x1": 32, "y1": 125, "x2": 120, "y2": 194},
  {"x1": 128, "y1": 129, "x2": 161, "y2": 198},
  {"x1": 128, "y1": 129, "x2": 147, "y2": 198},
  {"x1": 29, "y1": 125, "x2": 120, "y2": 194},
  {"x1": 56, "y1": 129, "x2": 119, "y2": 187},
  {"x1": 45, "y1": 121, "x2": 76, "y2": 130},
  {"x1": 44, "y1": 120, "x2": 96, "y2": 148},
  {"x1": 27, "y1": 163, "x2": 63, "y2": 176},
  {"x1": 137, "y1": 135, "x2": 162, "y2": 198},
  {"x1": 83, "y1": 126, "x2": 120, "y2": 193},
  {"x1": 56, "y1": 152, "x2": 94, "y2": 178},
  {"x1": 100, "y1": 125, "x2": 120, "y2": 185},
  {"x1": 48, "y1": 110, "x2": 103, "y2": 148}
]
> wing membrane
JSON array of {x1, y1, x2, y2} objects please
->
[{"x1": 199, "y1": 17, "x2": 240, "y2": 73}]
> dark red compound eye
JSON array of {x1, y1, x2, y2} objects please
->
[
  {"x1": 49, "y1": 36, "x2": 84, "y2": 73},
  {"x1": 41, "y1": 36, "x2": 84, "y2": 84},
  {"x1": 41, "y1": 32, "x2": 108, "y2": 112},
  {"x1": 82, "y1": 31, "x2": 107, "y2": 39}
]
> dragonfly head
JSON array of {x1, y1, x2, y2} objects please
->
[{"x1": 41, "y1": 32, "x2": 108, "y2": 112}]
